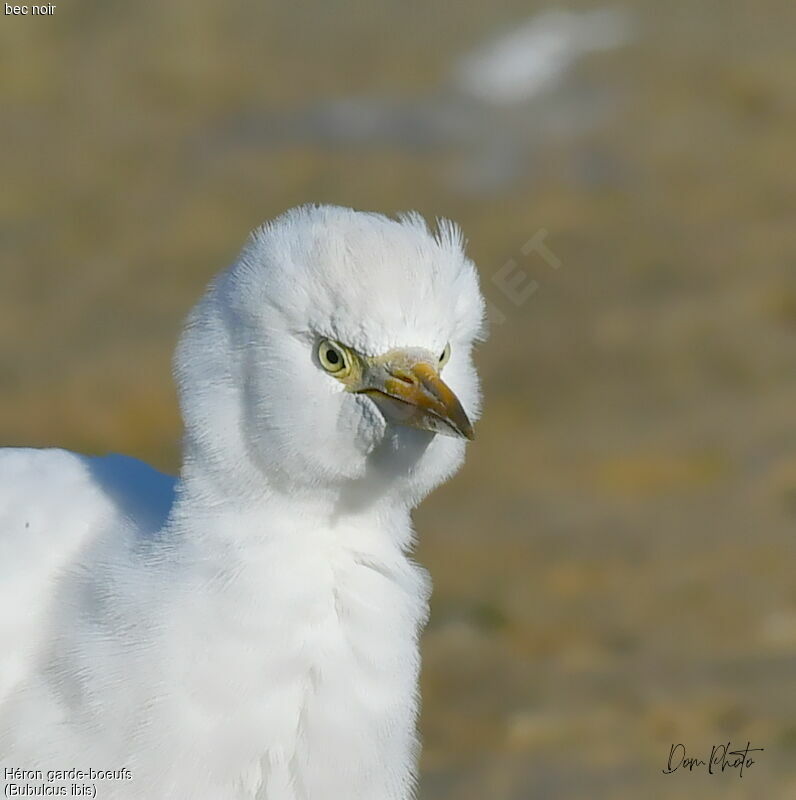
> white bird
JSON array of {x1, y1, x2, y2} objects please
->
[{"x1": 0, "y1": 205, "x2": 485, "y2": 800}]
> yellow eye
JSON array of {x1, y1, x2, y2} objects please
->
[
  {"x1": 439, "y1": 342, "x2": 451, "y2": 368},
  {"x1": 318, "y1": 339, "x2": 350, "y2": 375}
]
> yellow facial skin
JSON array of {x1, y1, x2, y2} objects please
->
[{"x1": 316, "y1": 340, "x2": 473, "y2": 440}]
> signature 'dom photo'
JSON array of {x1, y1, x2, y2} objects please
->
[{"x1": 0, "y1": 2, "x2": 794, "y2": 799}]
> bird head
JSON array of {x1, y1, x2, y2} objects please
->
[{"x1": 175, "y1": 205, "x2": 486, "y2": 510}]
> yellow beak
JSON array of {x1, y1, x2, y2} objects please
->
[{"x1": 354, "y1": 351, "x2": 474, "y2": 440}]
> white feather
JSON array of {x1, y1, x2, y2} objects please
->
[{"x1": 0, "y1": 205, "x2": 485, "y2": 799}]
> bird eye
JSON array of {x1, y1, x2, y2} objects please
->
[
  {"x1": 439, "y1": 343, "x2": 451, "y2": 368},
  {"x1": 318, "y1": 339, "x2": 350, "y2": 375}
]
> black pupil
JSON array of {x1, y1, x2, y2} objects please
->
[{"x1": 326, "y1": 348, "x2": 340, "y2": 365}]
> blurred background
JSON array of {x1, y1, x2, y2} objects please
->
[{"x1": 1, "y1": 1, "x2": 795, "y2": 797}]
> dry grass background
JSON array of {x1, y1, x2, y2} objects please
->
[{"x1": 1, "y1": 1, "x2": 795, "y2": 797}]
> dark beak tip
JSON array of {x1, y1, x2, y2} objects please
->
[
  {"x1": 447, "y1": 419, "x2": 474, "y2": 441},
  {"x1": 460, "y1": 424, "x2": 475, "y2": 441}
]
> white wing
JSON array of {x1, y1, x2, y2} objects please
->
[{"x1": 0, "y1": 448, "x2": 175, "y2": 704}]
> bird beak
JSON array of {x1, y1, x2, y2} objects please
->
[{"x1": 355, "y1": 352, "x2": 474, "y2": 440}]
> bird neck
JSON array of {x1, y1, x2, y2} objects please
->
[{"x1": 171, "y1": 437, "x2": 416, "y2": 556}]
